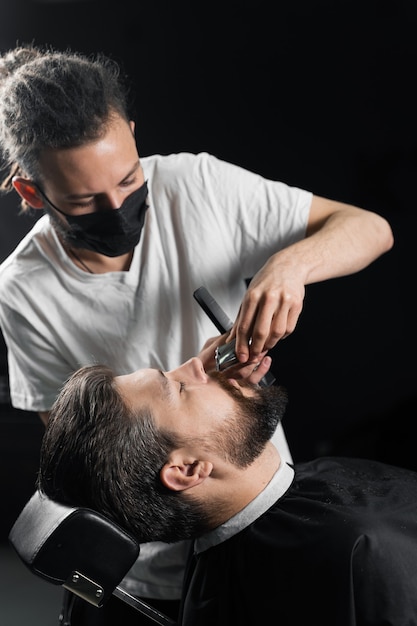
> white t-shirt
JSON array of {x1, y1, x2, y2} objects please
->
[{"x1": 0, "y1": 151, "x2": 312, "y2": 598}]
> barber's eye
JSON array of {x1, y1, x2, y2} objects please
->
[
  {"x1": 75, "y1": 201, "x2": 94, "y2": 208},
  {"x1": 121, "y1": 177, "x2": 136, "y2": 187},
  {"x1": 67, "y1": 202, "x2": 96, "y2": 214}
]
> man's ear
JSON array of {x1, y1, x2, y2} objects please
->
[
  {"x1": 12, "y1": 177, "x2": 45, "y2": 210},
  {"x1": 160, "y1": 454, "x2": 213, "y2": 492}
]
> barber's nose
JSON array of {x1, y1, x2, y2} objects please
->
[
  {"x1": 97, "y1": 192, "x2": 123, "y2": 211},
  {"x1": 167, "y1": 357, "x2": 208, "y2": 384}
]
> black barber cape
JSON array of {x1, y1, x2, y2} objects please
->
[{"x1": 180, "y1": 457, "x2": 417, "y2": 626}]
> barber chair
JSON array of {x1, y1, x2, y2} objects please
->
[{"x1": 8, "y1": 490, "x2": 178, "y2": 626}]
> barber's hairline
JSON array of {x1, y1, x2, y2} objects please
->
[{"x1": 13, "y1": 105, "x2": 131, "y2": 181}]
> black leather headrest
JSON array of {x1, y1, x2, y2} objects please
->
[{"x1": 9, "y1": 490, "x2": 139, "y2": 607}]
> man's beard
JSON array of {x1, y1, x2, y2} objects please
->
[{"x1": 207, "y1": 372, "x2": 288, "y2": 468}]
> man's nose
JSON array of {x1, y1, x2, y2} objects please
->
[{"x1": 168, "y1": 357, "x2": 208, "y2": 384}]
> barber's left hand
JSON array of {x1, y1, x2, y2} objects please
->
[
  {"x1": 224, "y1": 353, "x2": 272, "y2": 386},
  {"x1": 197, "y1": 334, "x2": 272, "y2": 386}
]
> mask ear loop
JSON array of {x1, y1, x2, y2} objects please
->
[{"x1": 34, "y1": 184, "x2": 70, "y2": 216}]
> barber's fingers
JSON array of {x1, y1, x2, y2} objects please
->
[
  {"x1": 245, "y1": 355, "x2": 272, "y2": 385},
  {"x1": 251, "y1": 296, "x2": 302, "y2": 353},
  {"x1": 223, "y1": 352, "x2": 271, "y2": 384},
  {"x1": 233, "y1": 289, "x2": 304, "y2": 361}
]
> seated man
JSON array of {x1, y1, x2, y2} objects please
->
[{"x1": 38, "y1": 357, "x2": 417, "y2": 625}]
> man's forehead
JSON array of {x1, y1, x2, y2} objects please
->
[{"x1": 116, "y1": 367, "x2": 156, "y2": 385}]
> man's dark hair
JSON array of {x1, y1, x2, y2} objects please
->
[
  {"x1": 38, "y1": 364, "x2": 211, "y2": 543},
  {"x1": 0, "y1": 44, "x2": 133, "y2": 206}
]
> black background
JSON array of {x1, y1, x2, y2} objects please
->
[{"x1": 1, "y1": 0, "x2": 416, "y2": 537}]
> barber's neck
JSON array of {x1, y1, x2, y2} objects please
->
[{"x1": 63, "y1": 242, "x2": 133, "y2": 274}]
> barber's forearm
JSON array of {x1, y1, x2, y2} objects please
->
[
  {"x1": 291, "y1": 206, "x2": 394, "y2": 284},
  {"x1": 301, "y1": 199, "x2": 394, "y2": 283},
  {"x1": 232, "y1": 204, "x2": 393, "y2": 360}
]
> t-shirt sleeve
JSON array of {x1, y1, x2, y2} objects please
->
[{"x1": 196, "y1": 153, "x2": 313, "y2": 279}]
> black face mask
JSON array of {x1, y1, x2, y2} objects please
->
[{"x1": 39, "y1": 181, "x2": 149, "y2": 257}]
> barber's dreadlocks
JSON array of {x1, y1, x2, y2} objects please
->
[{"x1": 0, "y1": 44, "x2": 132, "y2": 207}]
